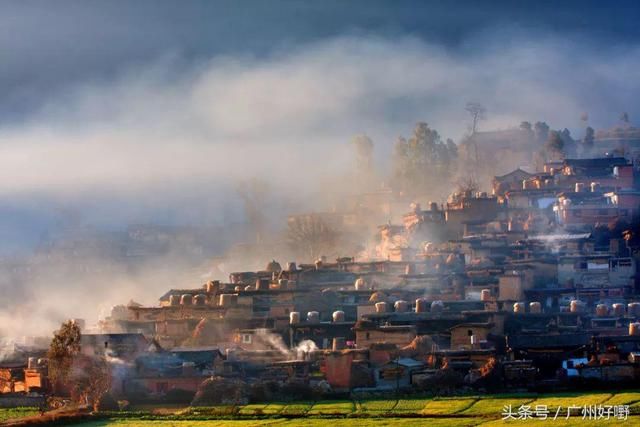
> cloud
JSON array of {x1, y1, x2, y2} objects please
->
[{"x1": 2, "y1": 35, "x2": 638, "y2": 197}]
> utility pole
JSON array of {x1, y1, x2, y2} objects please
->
[{"x1": 395, "y1": 356, "x2": 400, "y2": 399}]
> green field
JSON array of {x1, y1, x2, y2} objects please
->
[
  {"x1": 72, "y1": 419, "x2": 628, "y2": 427},
  {"x1": 0, "y1": 406, "x2": 39, "y2": 422},
  {"x1": 7, "y1": 391, "x2": 639, "y2": 426}
]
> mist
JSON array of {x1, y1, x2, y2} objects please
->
[{"x1": 1, "y1": 31, "x2": 639, "y2": 340}]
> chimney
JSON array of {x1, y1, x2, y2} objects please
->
[
  {"x1": 332, "y1": 337, "x2": 346, "y2": 351},
  {"x1": 182, "y1": 362, "x2": 196, "y2": 376}
]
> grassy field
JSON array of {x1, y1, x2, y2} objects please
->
[
  {"x1": 10, "y1": 390, "x2": 639, "y2": 426},
  {"x1": 0, "y1": 406, "x2": 39, "y2": 422},
  {"x1": 72, "y1": 419, "x2": 627, "y2": 427}
]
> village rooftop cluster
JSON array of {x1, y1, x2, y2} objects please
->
[{"x1": 2, "y1": 118, "x2": 640, "y2": 408}]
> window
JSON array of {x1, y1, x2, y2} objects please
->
[
  {"x1": 575, "y1": 261, "x2": 587, "y2": 270},
  {"x1": 365, "y1": 332, "x2": 370, "y2": 340},
  {"x1": 242, "y1": 334, "x2": 252, "y2": 344}
]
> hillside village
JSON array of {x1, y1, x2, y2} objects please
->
[{"x1": 2, "y1": 118, "x2": 640, "y2": 407}]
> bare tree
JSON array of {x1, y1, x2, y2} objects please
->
[
  {"x1": 465, "y1": 102, "x2": 486, "y2": 135},
  {"x1": 464, "y1": 102, "x2": 486, "y2": 179},
  {"x1": 286, "y1": 215, "x2": 337, "y2": 261},
  {"x1": 236, "y1": 178, "x2": 270, "y2": 244},
  {"x1": 455, "y1": 176, "x2": 480, "y2": 195},
  {"x1": 351, "y1": 134, "x2": 374, "y2": 189},
  {"x1": 71, "y1": 355, "x2": 112, "y2": 411}
]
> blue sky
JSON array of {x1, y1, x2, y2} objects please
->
[{"x1": 1, "y1": 0, "x2": 639, "y2": 121}]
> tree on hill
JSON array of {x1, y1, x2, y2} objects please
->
[
  {"x1": 543, "y1": 130, "x2": 565, "y2": 161},
  {"x1": 351, "y1": 134, "x2": 375, "y2": 191},
  {"x1": 519, "y1": 121, "x2": 532, "y2": 133},
  {"x1": 391, "y1": 122, "x2": 457, "y2": 197},
  {"x1": 534, "y1": 121, "x2": 550, "y2": 144},
  {"x1": 48, "y1": 320, "x2": 111, "y2": 411},
  {"x1": 621, "y1": 112, "x2": 630, "y2": 123},
  {"x1": 559, "y1": 128, "x2": 576, "y2": 156},
  {"x1": 48, "y1": 320, "x2": 81, "y2": 390},
  {"x1": 465, "y1": 102, "x2": 486, "y2": 135},
  {"x1": 236, "y1": 178, "x2": 270, "y2": 244},
  {"x1": 583, "y1": 126, "x2": 595, "y2": 156}
]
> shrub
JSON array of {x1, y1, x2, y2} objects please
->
[
  {"x1": 280, "y1": 380, "x2": 315, "y2": 401},
  {"x1": 96, "y1": 393, "x2": 119, "y2": 411},
  {"x1": 191, "y1": 377, "x2": 249, "y2": 406},
  {"x1": 249, "y1": 380, "x2": 281, "y2": 403},
  {"x1": 163, "y1": 388, "x2": 195, "y2": 404},
  {"x1": 415, "y1": 369, "x2": 464, "y2": 396}
]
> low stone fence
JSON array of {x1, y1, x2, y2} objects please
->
[{"x1": 0, "y1": 395, "x2": 45, "y2": 408}]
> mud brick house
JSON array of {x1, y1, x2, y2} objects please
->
[
  {"x1": 289, "y1": 322, "x2": 355, "y2": 350},
  {"x1": 493, "y1": 168, "x2": 535, "y2": 196},
  {"x1": 376, "y1": 357, "x2": 426, "y2": 389},
  {"x1": 559, "y1": 157, "x2": 634, "y2": 188},
  {"x1": 449, "y1": 323, "x2": 494, "y2": 350},
  {"x1": 498, "y1": 270, "x2": 534, "y2": 302},
  {"x1": 81, "y1": 333, "x2": 148, "y2": 361},
  {"x1": 128, "y1": 347, "x2": 222, "y2": 395},
  {"x1": 445, "y1": 194, "x2": 503, "y2": 238},
  {"x1": 557, "y1": 254, "x2": 635, "y2": 292},
  {"x1": 555, "y1": 195, "x2": 639, "y2": 230},
  {"x1": 354, "y1": 322, "x2": 416, "y2": 348},
  {"x1": 0, "y1": 363, "x2": 26, "y2": 393}
]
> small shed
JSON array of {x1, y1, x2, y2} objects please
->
[{"x1": 376, "y1": 357, "x2": 426, "y2": 388}]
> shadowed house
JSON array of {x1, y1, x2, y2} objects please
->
[
  {"x1": 561, "y1": 158, "x2": 633, "y2": 188},
  {"x1": 493, "y1": 168, "x2": 534, "y2": 196},
  {"x1": 126, "y1": 346, "x2": 223, "y2": 396},
  {"x1": 289, "y1": 321, "x2": 355, "y2": 350},
  {"x1": 376, "y1": 357, "x2": 426, "y2": 389},
  {"x1": 445, "y1": 193, "x2": 502, "y2": 238},
  {"x1": 557, "y1": 254, "x2": 635, "y2": 292},
  {"x1": 594, "y1": 124, "x2": 640, "y2": 159},
  {"x1": 354, "y1": 322, "x2": 416, "y2": 348},
  {"x1": 80, "y1": 333, "x2": 148, "y2": 361},
  {"x1": 554, "y1": 191, "x2": 633, "y2": 229},
  {"x1": 449, "y1": 323, "x2": 493, "y2": 350},
  {"x1": 507, "y1": 333, "x2": 591, "y2": 376},
  {"x1": 498, "y1": 270, "x2": 534, "y2": 301}
]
